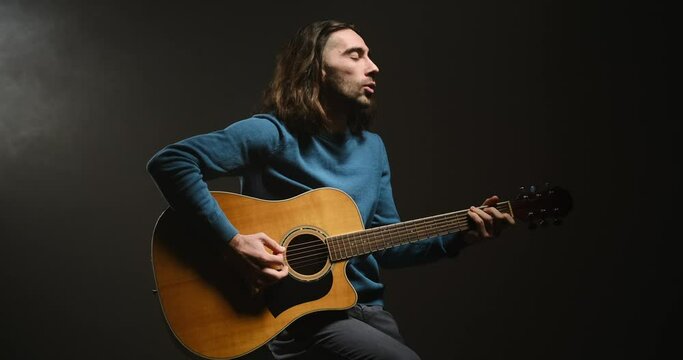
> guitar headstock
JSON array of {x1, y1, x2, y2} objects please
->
[{"x1": 512, "y1": 183, "x2": 573, "y2": 229}]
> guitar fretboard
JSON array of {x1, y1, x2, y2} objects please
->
[{"x1": 326, "y1": 202, "x2": 511, "y2": 261}]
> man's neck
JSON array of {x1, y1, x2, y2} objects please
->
[
  {"x1": 326, "y1": 117, "x2": 347, "y2": 134},
  {"x1": 324, "y1": 106, "x2": 348, "y2": 134}
]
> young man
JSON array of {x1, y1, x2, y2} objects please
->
[{"x1": 148, "y1": 20, "x2": 514, "y2": 360}]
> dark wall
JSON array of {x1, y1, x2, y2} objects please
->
[{"x1": 1, "y1": 1, "x2": 676, "y2": 359}]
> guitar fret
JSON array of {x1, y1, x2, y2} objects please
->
[
  {"x1": 390, "y1": 225, "x2": 399, "y2": 246},
  {"x1": 352, "y1": 233, "x2": 357, "y2": 256},
  {"x1": 356, "y1": 232, "x2": 364, "y2": 256},
  {"x1": 356, "y1": 233, "x2": 363, "y2": 255},
  {"x1": 365, "y1": 231, "x2": 373, "y2": 253},
  {"x1": 343, "y1": 235, "x2": 350, "y2": 257},
  {"x1": 342, "y1": 233, "x2": 350, "y2": 258},
  {"x1": 335, "y1": 236, "x2": 341, "y2": 260},
  {"x1": 394, "y1": 224, "x2": 405, "y2": 246},
  {"x1": 328, "y1": 236, "x2": 336, "y2": 261},
  {"x1": 338, "y1": 237, "x2": 343, "y2": 261},
  {"x1": 380, "y1": 227, "x2": 388, "y2": 250}
]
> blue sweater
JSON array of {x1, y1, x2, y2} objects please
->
[{"x1": 147, "y1": 114, "x2": 466, "y2": 305}]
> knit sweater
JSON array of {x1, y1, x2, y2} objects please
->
[{"x1": 147, "y1": 113, "x2": 466, "y2": 305}]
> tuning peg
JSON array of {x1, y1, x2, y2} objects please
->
[
  {"x1": 517, "y1": 192, "x2": 529, "y2": 200},
  {"x1": 529, "y1": 185, "x2": 537, "y2": 193},
  {"x1": 517, "y1": 186, "x2": 525, "y2": 200},
  {"x1": 553, "y1": 218, "x2": 562, "y2": 225},
  {"x1": 539, "y1": 209, "x2": 548, "y2": 226}
]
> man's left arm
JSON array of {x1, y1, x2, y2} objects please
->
[
  {"x1": 370, "y1": 140, "x2": 514, "y2": 269},
  {"x1": 370, "y1": 139, "x2": 468, "y2": 268}
]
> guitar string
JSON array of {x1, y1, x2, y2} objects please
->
[
  {"x1": 330, "y1": 202, "x2": 511, "y2": 259},
  {"x1": 287, "y1": 206, "x2": 497, "y2": 260},
  {"x1": 288, "y1": 220, "x2": 468, "y2": 267},
  {"x1": 287, "y1": 212, "x2": 517, "y2": 267},
  {"x1": 286, "y1": 209, "x2": 478, "y2": 253},
  {"x1": 286, "y1": 215, "x2": 470, "y2": 268},
  {"x1": 286, "y1": 224, "x2": 467, "y2": 268},
  {"x1": 288, "y1": 198, "x2": 559, "y2": 263},
  {"x1": 286, "y1": 217, "x2": 472, "y2": 267},
  {"x1": 286, "y1": 203, "x2": 507, "y2": 255},
  {"x1": 286, "y1": 214, "x2": 471, "y2": 257},
  {"x1": 287, "y1": 203, "x2": 512, "y2": 267}
]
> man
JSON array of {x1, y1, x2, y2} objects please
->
[{"x1": 148, "y1": 20, "x2": 514, "y2": 360}]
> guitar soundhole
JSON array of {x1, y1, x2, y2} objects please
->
[{"x1": 285, "y1": 231, "x2": 330, "y2": 281}]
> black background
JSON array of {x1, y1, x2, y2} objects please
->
[{"x1": 1, "y1": 1, "x2": 677, "y2": 359}]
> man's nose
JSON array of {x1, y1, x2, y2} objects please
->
[{"x1": 367, "y1": 57, "x2": 379, "y2": 75}]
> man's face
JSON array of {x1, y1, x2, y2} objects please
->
[{"x1": 321, "y1": 29, "x2": 380, "y2": 108}]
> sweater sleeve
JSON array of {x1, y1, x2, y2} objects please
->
[
  {"x1": 146, "y1": 116, "x2": 283, "y2": 243},
  {"x1": 370, "y1": 136, "x2": 469, "y2": 268}
]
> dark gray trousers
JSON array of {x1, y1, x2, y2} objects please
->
[{"x1": 268, "y1": 304, "x2": 421, "y2": 360}]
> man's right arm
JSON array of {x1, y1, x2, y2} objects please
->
[
  {"x1": 147, "y1": 116, "x2": 279, "y2": 242},
  {"x1": 146, "y1": 116, "x2": 289, "y2": 287}
]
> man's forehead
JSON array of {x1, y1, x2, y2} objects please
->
[{"x1": 326, "y1": 29, "x2": 369, "y2": 52}]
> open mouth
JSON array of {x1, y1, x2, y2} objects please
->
[{"x1": 362, "y1": 83, "x2": 376, "y2": 94}]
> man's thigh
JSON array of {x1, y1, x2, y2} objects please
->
[{"x1": 269, "y1": 309, "x2": 420, "y2": 360}]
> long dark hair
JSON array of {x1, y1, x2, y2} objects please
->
[{"x1": 261, "y1": 20, "x2": 372, "y2": 136}]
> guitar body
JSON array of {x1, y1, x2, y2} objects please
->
[{"x1": 152, "y1": 188, "x2": 362, "y2": 359}]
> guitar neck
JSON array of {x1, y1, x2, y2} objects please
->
[{"x1": 327, "y1": 201, "x2": 512, "y2": 261}]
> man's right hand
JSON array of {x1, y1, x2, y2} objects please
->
[{"x1": 225, "y1": 233, "x2": 289, "y2": 292}]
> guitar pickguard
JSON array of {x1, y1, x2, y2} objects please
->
[{"x1": 264, "y1": 267, "x2": 334, "y2": 317}]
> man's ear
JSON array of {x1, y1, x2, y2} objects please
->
[{"x1": 321, "y1": 68, "x2": 326, "y2": 80}]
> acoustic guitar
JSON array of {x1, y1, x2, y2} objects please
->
[{"x1": 151, "y1": 185, "x2": 572, "y2": 359}]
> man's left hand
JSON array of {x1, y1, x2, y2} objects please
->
[{"x1": 464, "y1": 195, "x2": 515, "y2": 243}]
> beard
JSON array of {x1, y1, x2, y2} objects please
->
[{"x1": 321, "y1": 74, "x2": 377, "y2": 131}]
